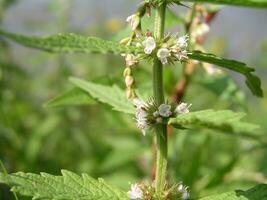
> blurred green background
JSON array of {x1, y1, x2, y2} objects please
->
[{"x1": 0, "y1": 0, "x2": 267, "y2": 199}]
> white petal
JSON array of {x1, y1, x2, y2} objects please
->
[
  {"x1": 128, "y1": 184, "x2": 143, "y2": 199},
  {"x1": 158, "y1": 104, "x2": 172, "y2": 117},
  {"x1": 142, "y1": 36, "x2": 156, "y2": 55},
  {"x1": 157, "y1": 48, "x2": 171, "y2": 64},
  {"x1": 175, "y1": 102, "x2": 191, "y2": 114}
]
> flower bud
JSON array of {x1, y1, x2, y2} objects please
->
[
  {"x1": 125, "y1": 54, "x2": 137, "y2": 66},
  {"x1": 123, "y1": 67, "x2": 132, "y2": 77},
  {"x1": 127, "y1": 89, "x2": 135, "y2": 99},
  {"x1": 119, "y1": 37, "x2": 131, "y2": 45},
  {"x1": 125, "y1": 75, "x2": 134, "y2": 88}
]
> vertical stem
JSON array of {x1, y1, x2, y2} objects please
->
[{"x1": 153, "y1": 2, "x2": 167, "y2": 196}]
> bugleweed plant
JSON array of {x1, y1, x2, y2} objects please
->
[{"x1": 1, "y1": 0, "x2": 267, "y2": 199}]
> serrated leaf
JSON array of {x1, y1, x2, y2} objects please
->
[
  {"x1": 0, "y1": 170, "x2": 129, "y2": 200},
  {"x1": 168, "y1": 110, "x2": 262, "y2": 142},
  {"x1": 188, "y1": 51, "x2": 263, "y2": 97},
  {"x1": 182, "y1": 0, "x2": 267, "y2": 8},
  {"x1": 69, "y1": 77, "x2": 135, "y2": 114},
  {"x1": 0, "y1": 29, "x2": 140, "y2": 55},
  {"x1": 46, "y1": 87, "x2": 95, "y2": 107},
  {"x1": 199, "y1": 184, "x2": 267, "y2": 200}
]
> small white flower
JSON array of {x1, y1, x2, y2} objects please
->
[
  {"x1": 133, "y1": 98, "x2": 148, "y2": 136},
  {"x1": 157, "y1": 48, "x2": 171, "y2": 65},
  {"x1": 128, "y1": 184, "x2": 143, "y2": 199},
  {"x1": 191, "y1": 23, "x2": 210, "y2": 39},
  {"x1": 202, "y1": 63, "x2": 222, "y2": 75},
  {"x1": 158, "y1": 104, "x2": 172, "y2": 117},
  {"x1": 133, "y1": 98, "x2": 145, "y2": 109},
  {"x1": 125, "y1": 54, "x2": 138, "y2": 66},
  {"x1": 175, "y1": 102, "x2": 191, "y2": 114},
  {"x1": 178, "y1": 184, "x2": 190, "y2": 200},
  {"x1": 174, "y1": 50, "x2": 188, "y2": 61},
  {"x1": 176, "y1": 35, "x2": 189, "y2": 49},
  {"x1": 126, "y1": 14, "x2": 140, "y2": 30},
  {"x1": 142, "y1": 36, "x2": 156, "y2": 55},
  {"x1": 136, "y1": 109, "x2": 148, "y2": 136}
]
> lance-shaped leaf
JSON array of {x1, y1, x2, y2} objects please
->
[
  {"x1": 199, "y1": 184, "x2": 267, "y2": 200},
  {"x1": 46, "y1": 88, "x2": 95, "y2": 107},
  {"x1": 0, "y1": 170, "x2": 129, "y2": 200},
  {"x1": 168, "y1": 110, "x2": 262, "y2": 142},
  {"x1": 182, "y1": 0, "x2": 267, "y2": 8},
  {"x1": 69, "y1": 77, "x2": 135, "y2": 114},
  {"x1": 0, "y1": 29, "x2": 141, "y2": 55},
  {"x1": 188, "y1": 51, "x2": 263, "y2": 97}
]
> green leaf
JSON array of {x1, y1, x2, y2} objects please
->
[
  {"x1": 46, "y1": 87, "x2": 95, "y2": 107},
  {"x1": 194, "y1": 74, "x2": 246, "y2": 108},
  {"x1": 69, "y1": 77, "x2": 135, "y2": 114},
  {"x1": 199, "y1": 184, "x2": 267, "y2": 200},
  {"x1": 0, "y1": 29, "x2": 140, "y2": 55},
  {"x1": 168, "y1": 110, "x2": 262, "y2": 142},
  {"x1": 0, "y1": 170, "x2": 129, "y2": 200},
  {"x1": 188, "y1": 51, "x2": 263, "y2": 97},
  {"x1": 182, "y1": 0, "x2": 267, "y2": 8}
]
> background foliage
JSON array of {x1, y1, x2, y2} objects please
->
[{"x1": 0, "y1": 0, "x2": 267, "y2": 199}]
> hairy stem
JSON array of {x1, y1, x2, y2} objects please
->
[{"x1": 153, "y1": 2, "x2": 167, "y2": 196}]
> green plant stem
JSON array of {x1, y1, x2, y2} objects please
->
[{"x1": 153, "y1": 2, "x2": 168, "y2": 196}]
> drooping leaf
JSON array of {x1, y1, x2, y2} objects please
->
[
  {"x1": 199, "y1": 184, "x2": 267, "y2": 200},
  {"x1": 168, "y1": 110, "x2": 262, "y2": 142},
  {"x1": 182, "y1": 0, "x2": 267, "y2": 8},
  {"x1": 69, "y1": 77, "x2": 135, "y2": 114},
  {"x1": 0, "y1": 170, "x2": 129, "y2": 200},
  {"x1": 188, "y1": 51, "x2": 263, "y2": 97},
  {"x1": 0, "y1": 29, "x2": 141, "y2": 55},
  {"x1": 46, "y1": 87, "x2": 95, "y2": 107}
]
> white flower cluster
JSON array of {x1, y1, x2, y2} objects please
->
[
  {"x1": 128, "y1": 183, "x2": 143, "y2": 200},
  {"x1": 133, "y1": 98, "x2": 148, "y2": 136},
  {"x1": 177, "y1": 183, "x2": 190, "y2": 200},
  {"x1": 133, "y1": 98, "x2": 191, "y2": 136},
  {"x1": 141, "y1": 35, "x2": 189, "y2": 65}
]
